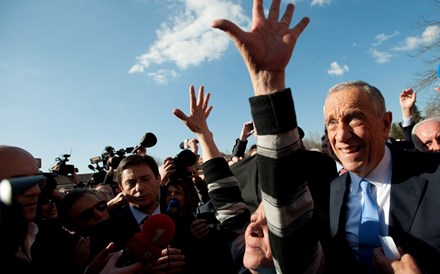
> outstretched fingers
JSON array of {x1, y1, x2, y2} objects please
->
[
  {"x1": 267, "y1": 0, "x2": 281, "y2": 20},
  {"x1": 253, "y1": 0, "x2": 265, "y2": 22},
  {"x1": 291, "y1": 16, "x2": 310, "y2": 38},
  {"x1": 280, "y1": 2, "x2": 294, "y2": 26},
  {"x1": 198, "y1": 87, "x2": 212, "y2": 118}
]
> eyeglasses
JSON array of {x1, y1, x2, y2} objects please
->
[{"x1": 76, "y1": 200, "x2": 107, "y2": 222}]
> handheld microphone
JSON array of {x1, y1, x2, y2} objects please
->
[
  {"x1": 117, "y1": 214, "x2": 176, "y2": 267},
  {"x1": 166, "y1": 198, "x2": 180, "y2": 217},
  {"x1": 140, "y1": 132, "x2": 157, "y2": 148}
]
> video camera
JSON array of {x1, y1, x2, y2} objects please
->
[
  {"x1": 101, "y1": 146, "x2": 134, "y2": 170},
  {"x1": 85, "y1": 156, "x2": 107, "y2": 187},
  {"x1": 50, "y1": 154, "x2": 78, "y2": 176}
]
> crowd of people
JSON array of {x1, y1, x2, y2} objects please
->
[{"x1": 2, "y1": 0, "x2": 440, "y2": 273}]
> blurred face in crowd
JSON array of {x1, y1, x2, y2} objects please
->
[
  {"x1": 165, "y1": 184, "x2": 186, "y2": 217},
  {"x1": 413, "y1": 119, "x2": 440, "y2": 152},
  {"x1": 67, "y1": 192, "x2": 110, "y2": 232},
  {"x1": 244, "y1": 202, "x2": 274, "y2": 273},
  {"x1": 324, "y1": 87, "x2": 391, "y2": 178},
  {"x1": 119, "y1": 163, "x2": 161, "y2": 214},
  {"x1": 37, "y1": 198, "x2": 58, "y2": 220},
  {"x1": 0, "y1": 146, "x2": 41, "y2": 222}
]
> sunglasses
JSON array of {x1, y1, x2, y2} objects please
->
[{"x1": 77, "y1": 200, "x2": 107, "y2": 222}]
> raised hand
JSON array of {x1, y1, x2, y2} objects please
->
[
  {"x1": 399, "y1": 88, "x2": 416, "y2": 118},
  {"x1": 240, "y1": 121, "x2": 254, "y2": 141},
  {"x1": 173, "y1": 85, "x2": 220, "y2": 162},
  {"x1": 173, "y1": 85, "x2": 212, "y2": 136},
  {"x1": 211, "y1": 0, "x2": 310, "y2": 95}
]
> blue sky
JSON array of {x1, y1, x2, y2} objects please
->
[{"x1": 1, "y1": 0, "x2": 439, "y2": 175}]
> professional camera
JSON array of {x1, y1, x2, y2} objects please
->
[
  {"x1": 170, "y1": 149, "x2": 197, "y2": 180},
  {"x1": 86, "y1": 156, "x2": 107, "y2": 187},
  {"x1": 50, "y1": 154, "x2": 78, "y2": 176},
  {"x1": 101, "y1": 146, "x2": 134, "y2": 170}
]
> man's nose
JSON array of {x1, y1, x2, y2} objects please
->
[
  {"x1": 334, "y1": 123, "x2": 352, "y2": 143},
  {"x1": 249, "y1": 222, "x2": 263, "y2": 237}
]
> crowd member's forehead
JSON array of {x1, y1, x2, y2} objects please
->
[{"x1": 0, "y1": 145, "x2": 39, "y2": 179}]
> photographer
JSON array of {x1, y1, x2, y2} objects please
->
[{"x1": 159, "y1": 150, "x2": 209, "y2": 204}]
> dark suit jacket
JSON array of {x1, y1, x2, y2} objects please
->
[
  {"x1": 88, "y1": 206, "x2": 140, "y2": 258},
  {"x1": 328, "y1": 143, "x2": 440, "y2": 273}
]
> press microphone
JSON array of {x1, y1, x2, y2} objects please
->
[
  {"x1": 140, "y1": 132, "x2": 157, "y2": 148},
  {"x1": 117, "y1": 214, "x2": 176, "y2": 267}
]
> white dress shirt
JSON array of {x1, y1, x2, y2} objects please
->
[{"x1": 345, "y1": 146, "x2": 392, "y2": 255}]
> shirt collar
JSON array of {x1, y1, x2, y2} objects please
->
[
  {"x1": 350, "y1": 145, "x2": 392, "y2": 192},
  {"x1": 130, "y1": 202, "x2": 161, "y2": 225}
]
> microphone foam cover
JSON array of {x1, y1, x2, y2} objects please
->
[
  {"x1": 140, "y1": 132, "x2": 157, "y2": 148},
  {"x1": 126, "y1": 214, "x2": 176, "y2": 263}
]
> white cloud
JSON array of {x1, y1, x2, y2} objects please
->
[
  {"x1": 392, "y1": 25, "x2": 440, "y2": 51},
  {"x1": 371, "y1": 31, "x2": 399, "y2": 46},
  {"x1": 368, "y1": 48, "x2": 393, "y2": 63},
  {"x1": 129, "y1": 0, "x2": 250, "y2": 83},
  {"x1": 327, "y1": 61, "x2": 349, "y2": 76},
  {"x1": 310, "y1": 0, "x2": 332, "y2": 6},
  {"x1": 148, "y1": 69, "x2": 180, "y2": 85}
]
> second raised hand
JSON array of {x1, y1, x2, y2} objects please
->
[{"x1": 173, "y1": 85, "x2": 212, "y2": 135}]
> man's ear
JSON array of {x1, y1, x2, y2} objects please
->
[{"x1": 383, "y1": 111, "x2": 393, "y2": 139}]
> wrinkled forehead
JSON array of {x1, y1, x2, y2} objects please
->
[
  {"x1": 0, "y1": 146, "x2": 39, "y2": 179},
  {"x1": 323, "y1": 88, "x2": 370, "y2": 117}
]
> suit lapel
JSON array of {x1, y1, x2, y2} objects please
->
[
  {"x1": 329, "y1": 173, "x2": 349, "y2": 237},
  {"x1": 389, "y1": 146, "x2": 428, "y2": 233}
]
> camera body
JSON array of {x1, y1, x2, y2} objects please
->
[
  {"x1": 170, "y1": 149, "x2": 197, "y2": 180},
  {"x1": 50, "y1": 154, "x2": 78, "y2": 176}
]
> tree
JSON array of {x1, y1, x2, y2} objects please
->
[
  {"x1": 390, "y1": 123, "x2": 405, "y2": 140},
  {"x1": 412, "y1": 104, "x2": 424, "y2": 123},
  {"x1": 413, "y1": 0, "x2": 440, "y2": 91},
  {"x1": 303, "y1": 130, "x2": 323, "y2": 151},
  {"x1": 425, "y1": 93, "x2": 440, "y2": 117}
]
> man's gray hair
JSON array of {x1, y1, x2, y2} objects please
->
[{"x1": 324, "y1": 80, "x2": 387, "y2": 118}]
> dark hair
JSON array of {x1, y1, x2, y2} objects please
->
[
  {"x1": 163, "y1": 178, "x2": 199, "y2": 216},
  {"x1": 115, "y1": 154, "x2": 159, "y2": 185},
  {"x1": 57, "y1": 188, "x2": 101, "y2": 229}
]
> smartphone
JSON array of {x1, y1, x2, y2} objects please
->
[{"x1": 248, "y1": 123, "x2": 254, "y2": 131}]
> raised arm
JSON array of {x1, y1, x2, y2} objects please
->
[
  {"x1": 173, "y1": 84, "x2": 250, "y2": 251},
  {"x1": 399, "y1": 88, "x2": 416, "y2": 142},
  {"x1": 213, "y1": 1, "x2": 323, "y2": 273},
  {"x1": 400, "y1": 88, "x2": 416, "y2": 120}
]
